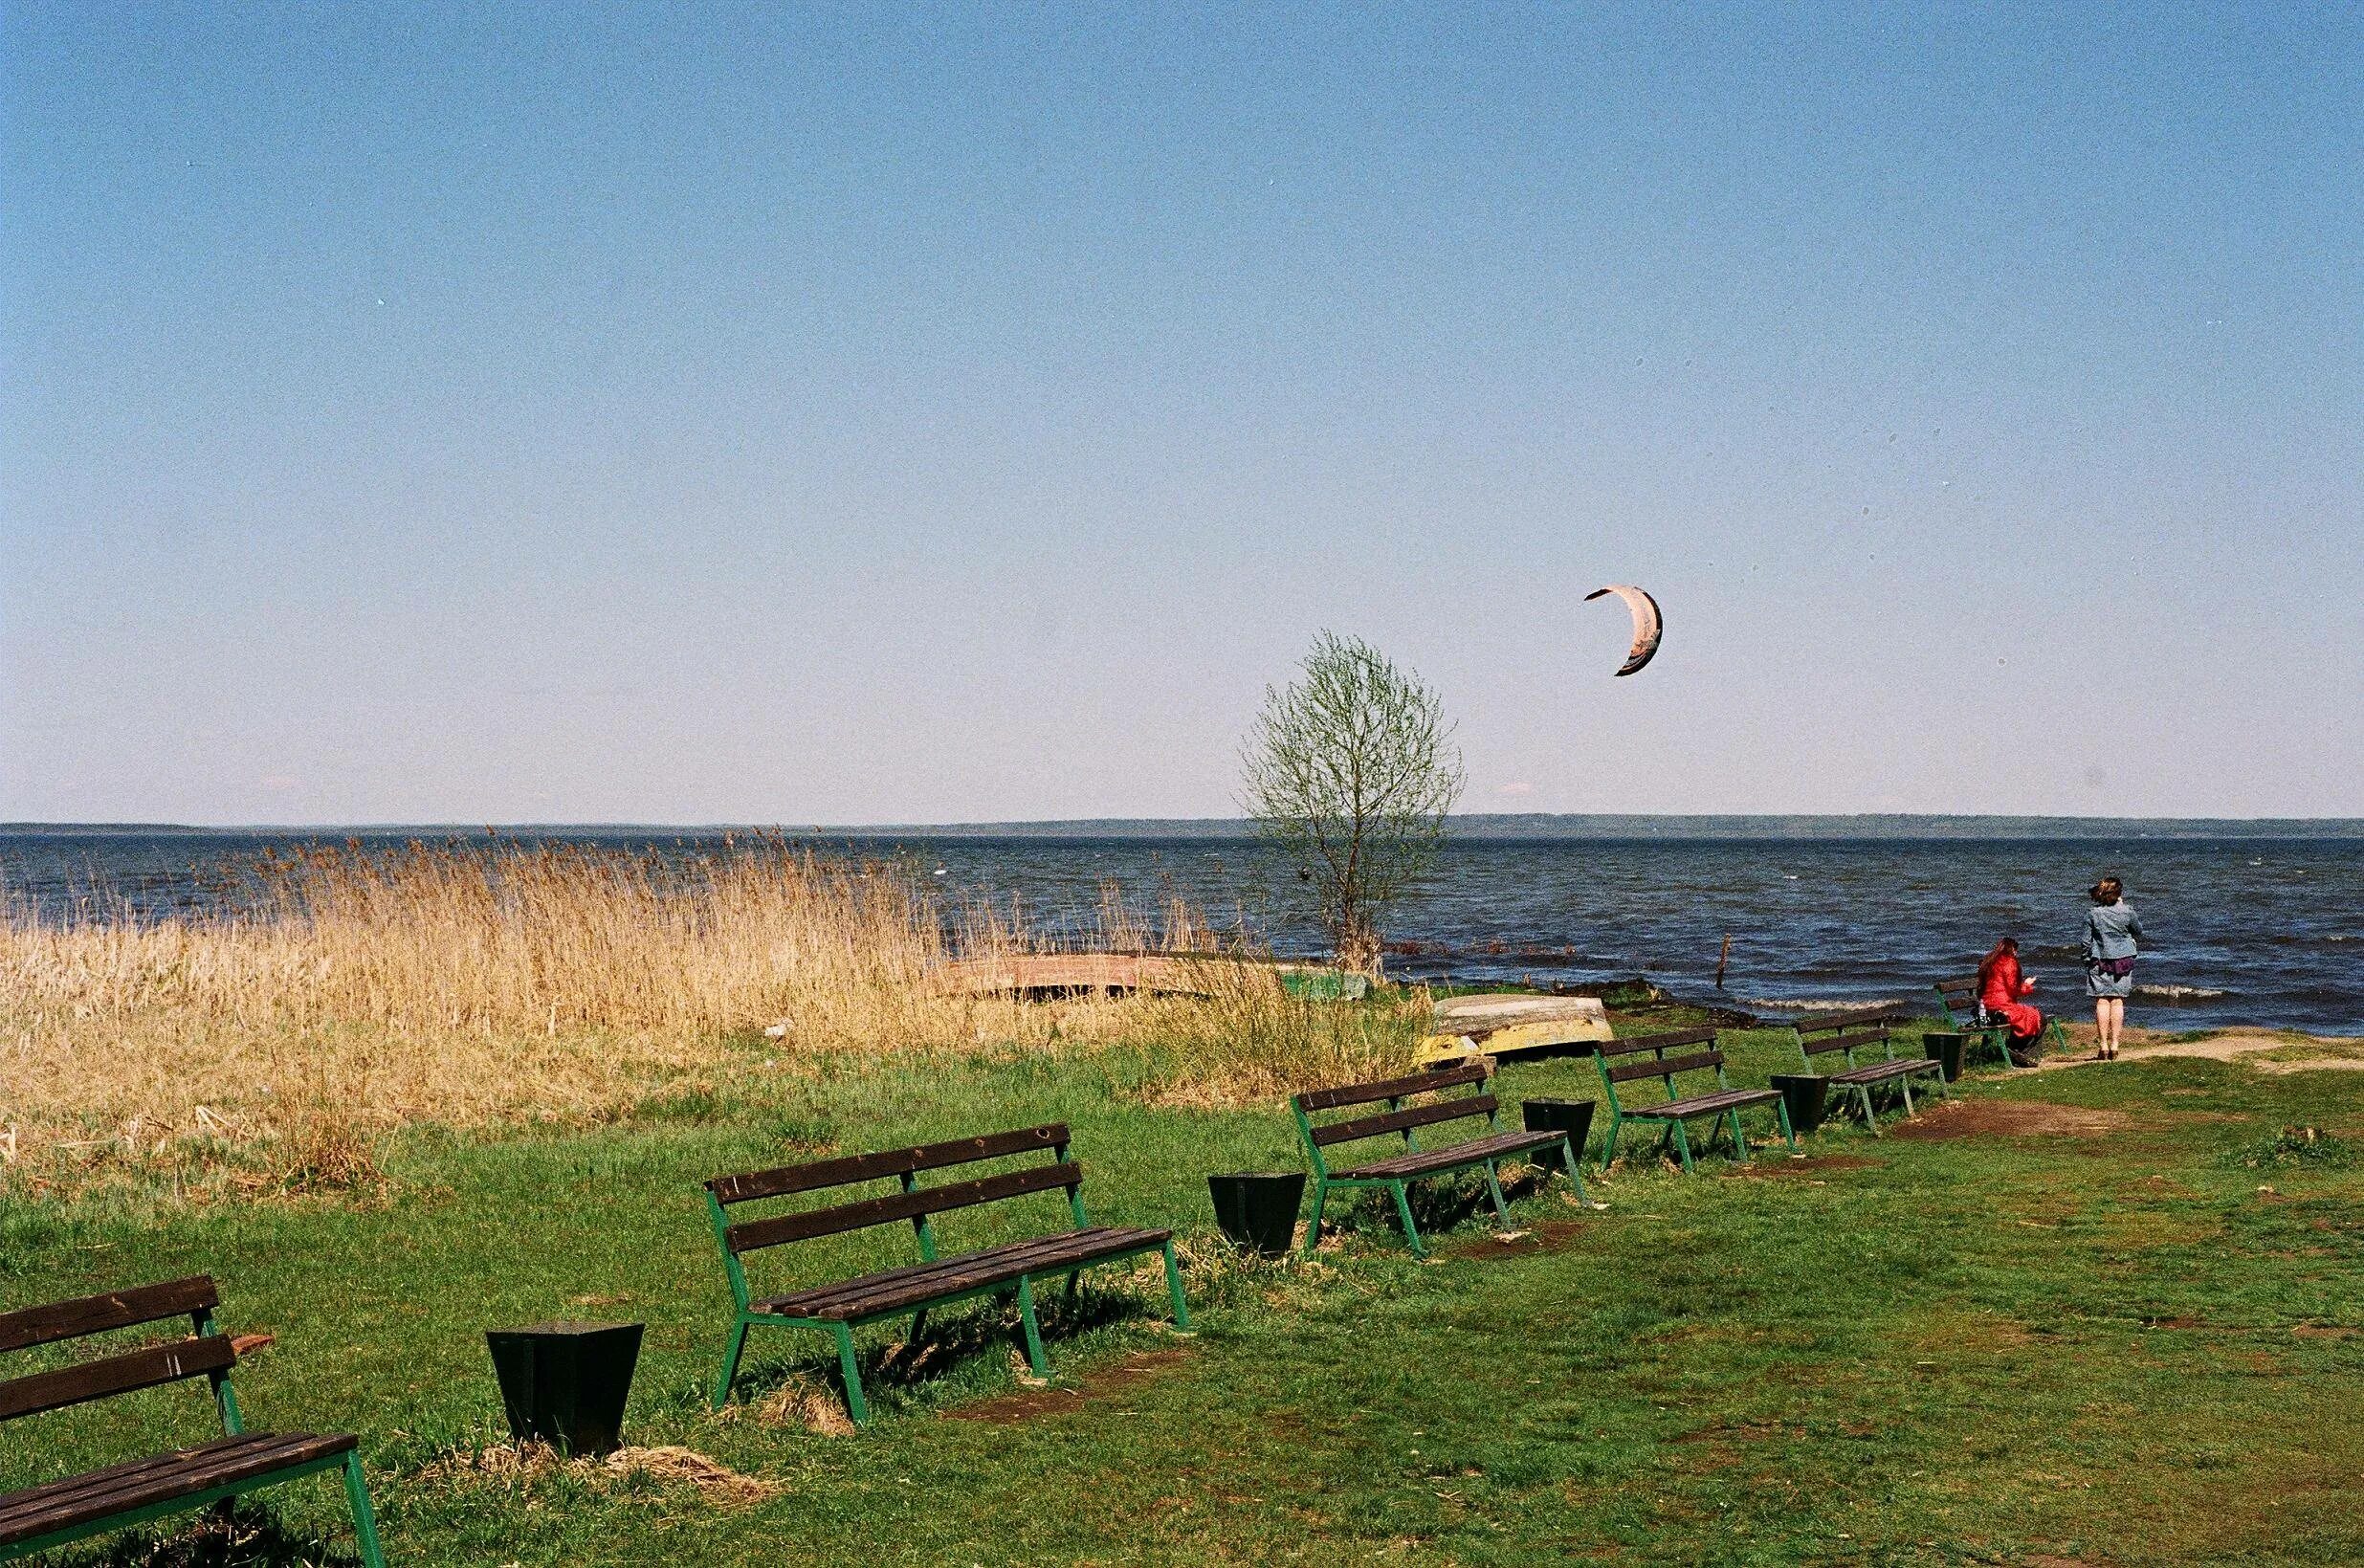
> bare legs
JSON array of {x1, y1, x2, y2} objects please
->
[{"x1": 2093, "y1": 996, "x2": 2125, "y2": 1059}]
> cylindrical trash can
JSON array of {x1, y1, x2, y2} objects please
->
[{"x1": 1207, "y1": 1172, "x2": 1306, "y2": 1257}]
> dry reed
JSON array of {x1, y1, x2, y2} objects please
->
[{"x1": 0, "y1": 839, "x2": 1375, "y2": 1197}]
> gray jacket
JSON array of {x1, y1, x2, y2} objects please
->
[{"x1": 2084, "y1": 901, "x2": 2142, "y2": 963}]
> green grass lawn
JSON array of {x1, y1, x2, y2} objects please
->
[{"x1": 7, "y1": 1023, "x2": 2363, "y2": 1565}]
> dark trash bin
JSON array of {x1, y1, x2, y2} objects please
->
[
  {"x1": 1207, "y1": 1172, "x2": 1306, "y2": 1257},
  {"x1": 1768, "y1": 1073, "x2": 1831, "y2": 1136},
  {"x1": 1923, "y1": 1031, "x2": 1971, "y2": 1083},
  {"x1": 1519, "y1": 1098, "x2": 1597, "y2": 1170},
  {"x1": 486, "y1": 1320, "x2": 644, "y2": 1456}
]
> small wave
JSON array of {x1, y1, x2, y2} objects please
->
[
  {"x1": 1741, "y1": 996, "x2": 1907, "y2": 1012},
  {"x1": 2134, "y1": 983, "x2": 2230, "y2": 1003}
]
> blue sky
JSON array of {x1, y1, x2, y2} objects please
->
[{"x1": 5, "y1": 4, "x2": 2359, "y2": 824}]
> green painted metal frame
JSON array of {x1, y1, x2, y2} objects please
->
[
  {"x1": 1779, "y1": 1019, "x2": 1951, "y2": 1135},
  {"x1": 0, "y1": 1304, "x2": 386, "y2": 1568},
  {"x1": 1292, "y1": 1072, "x2": 1586, "y2": 1260},
  {"x1": 1933, "y1": 983, "x2": 2069, "y2": 1068},
  {"x1": 1593, "y1": 1038, "x2": 1798, "y2": 1175},
  {"x1": 705, "y1": 1135, "x2": 1190, "y2": 1424}
]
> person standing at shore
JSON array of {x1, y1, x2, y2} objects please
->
[{"x1": 2084, "y1": 876, "x2": 2141, "y2": 1061}]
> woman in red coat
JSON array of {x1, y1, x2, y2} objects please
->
[{"x1": 1977, "y1": 937, "x2": 2046, "y2": 1067}]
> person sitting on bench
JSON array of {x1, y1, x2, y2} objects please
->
[{"x1": 1977, "y1": 937, "x2": 2046, "y2": 1067}]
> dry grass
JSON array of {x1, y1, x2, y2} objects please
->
[
  {"x1": 1128, "y1": 961, "x2": 1426, "y2": 1109},
  {"x1": 0, "y1": 839, "x2": 1383, "y2": 1197}
]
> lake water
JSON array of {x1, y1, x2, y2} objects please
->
[{"x1": 4, "y1": 827, "x2": 2357, "y2": 1033}]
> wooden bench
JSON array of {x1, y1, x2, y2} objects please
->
[
  {"x1": 1933, "y1": 975, "x2": 2065, "y2": 1067},
  {"x1": 1780, "y1": 1005, "x2": 1949, "y2": 1132},
  {"x1": 1594, "y1": 1027, "x2": 1798, "y2": 1172},
  {"x1": 1292, "y1": 1066, "x2": 1587, "y2": 1259},
  {"x1": 703, "y1": 1123, "x2": 1188, "y2": 1423},
  {"x1": 0, "y1": 1277, "x2": 384, "y2": 1567}
]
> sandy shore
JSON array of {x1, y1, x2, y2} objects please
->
[{"x1": 2035, "y1": 1024, "x2": 2364, "y2": 1073}]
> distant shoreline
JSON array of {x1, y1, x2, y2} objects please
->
[{"x1": 9, "y1": 814, "x2": 2364, "y2": 841}]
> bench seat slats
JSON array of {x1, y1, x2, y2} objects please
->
[
  {"x1": 0, "y1": 1277, "x2": 217, "y2": 1357},
  {"x1": 725, "y1": 1161, "x2": 1081, "y2": 1253},
  {"x1": 709, "y1": 1124, "x2": 1068, "y2": 1204},
  {"x1": 1616, "y1": 1087, "x2": 1781, "y2": 1120},
  {"x1": 1825, "y1": 1058, "x2": 1943, "y2": 1087},
  {"x1": 1310, "y1": 1095, "x2": 1494, "y2": 1148},
  {"x1": 0, "y1": 1431, "x2": 355, "y2": 1547},
  {"x1": 0, "y1": 1336, "x2": 234, "y2": 1424},
  {"x1": 1330, "y1": 1129, "x2": 1564, "y2": 1182},
  {"x1": 753, "y1": 1226, "x2": 1169, "y2": 1320},
  {"x1": 1295, "y1": 1065, "x2": 1484, "y2": 1112}
]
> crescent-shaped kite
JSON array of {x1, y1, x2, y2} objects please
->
[{"x1": 1584, "y1": 585, "x2": 1663, "y2": 676}]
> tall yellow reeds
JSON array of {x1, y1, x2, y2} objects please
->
[{"x1": 0, "y1": 840, "x2": 1384, "y2": 1197}]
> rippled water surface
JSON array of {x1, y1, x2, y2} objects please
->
[{"x1": 4, "y1": 828, "x2": 2357, "y2": 1032}]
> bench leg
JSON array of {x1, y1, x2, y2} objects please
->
[
  {"x1": 1389, "y1": 1181, "x2": 1426, "y2": 1257},
  {"x1": 1560, "y1": 1136, "x2": 1598, "y2": 1207},
  {"x1": 1774, "y1": 1095, "x2": 1799, "y2": 1155},
  {"x1": 1160, "y1": 1239, "x2": 1193, "y2": 1331},
  {"x1": 1064, "y1": 1270, "x2": 1081, "y2": 1307},
  {"x1": 1015, "y1": 1276, "x2": 1051, "y2": 1378},
  {"x1": 342, "y1": 1451, "x2": 387, "y2": 1568},
  {"x1": 1856, "y1": 1084, "x2": 1881, "y2": 1134},
  {"x1": 1601, "y1": 1112, "x2": 1623, "y2": 1169},
  {"x1": 1670, "y1": 1119, "x2": 1695, "y2": 1175},
  {"x1": 1482, "y1": 1159, "x2": 1512, "y2": 1228},
  {"x1": 712, "y1": 1315, "x2": 752, "y2": 1410},
  {"x1": 1303, "y1": 1180, "x2": 1329, "y2": 1256},
  {"x1": 832, "y1": 1324, "x2": 872, "y2": 1427},
  {"x1": 909, "y1": 1308, "x2": 929, "y2": 1343},
  {"x1": 1727, "y1": 1108, "x2": 1752, "y2": 1163},
  {"x1": 1899, "y1": 1074, "x2": 1916, "y2": 1116}
]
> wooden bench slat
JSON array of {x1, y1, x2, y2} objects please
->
[
  {"x1": 1800, "y1": 1028, "x2": 1889, "y2": 1056},
  {"x1": 1595, "y1": 1027, "x2": 1716, "y2": 1058},
  {"x1": 1331, "y1": 1128, "x2": 1564, "y2": 1182},
  {"x1": 1295, "y1": 1065, "x2": 1485, "y2": 1112},
  {"x1": 0, "y1": 1336, "x2": 234, "y2": 1424},
  {"x1": 1604, "y1": 1050, "x2": 1724, "y2": 1084},
  {"x1": 0, "y1": 1431, "x2": 354, "y2": 1545},
  {"x1": 725, "y1": 1160, "x2": 1081, "y2": 1253},
  {"x1": 757, "y1": 1226, "x2": 1169, "y2": 1320},
  {"x1": 708, "y1": 1124, "x2": 1069, "y2": 1205},
  {"x1": 1793, "y1": 1005, "x2": 1906, "y2": 1031},
  {"x1": 1310, "y1": 1095, "x2": 1494, "y2": 1148},
  {"x1": 1826, "y1": 1059, "x2": 1942, "y2": 1086},
  {"x1": 1619, "y1": 1087, "x2": 1780, "y2": 1119},
  {"x1": 0, "y1": 1277, "x2": 216, "y2": 1356}
]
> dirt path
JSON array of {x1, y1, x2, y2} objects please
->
[{"x1": 2035, "y1": 1029, "x2": 2364, "y2": 1074}]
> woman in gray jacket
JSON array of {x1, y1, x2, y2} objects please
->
[{"x1": 2084, "y1": 876, "x2": 2141, "y2": 1060}]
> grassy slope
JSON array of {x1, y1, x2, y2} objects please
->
[{"x1": 6, "y1": 1027, "x2": 2362, "y2": 1566}]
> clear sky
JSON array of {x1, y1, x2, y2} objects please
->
[{"x1": 5, "y1": 4, "x2": 2359, "y2": 825}]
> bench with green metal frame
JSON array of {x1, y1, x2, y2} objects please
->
[
  {"x1": 0, "y1": 1276, "x2": 385, "y2": 1567},
  {"x1": 1594, "y1": 1027, "x2": 1798, "y2": 1173},
  {"x1": 1292, "y1": 1065, "x2": 1587, "y2": 1259},
  {"x1": 1779, "y1": 1005, "x2": 1950, "y2": 1132},
  {"x1": 1934, "y1": 975, "x2": 2066, "y2": 1066},
  {"x1": 703, "y1": 1123, "x2": 1188, "y2": 1424}
]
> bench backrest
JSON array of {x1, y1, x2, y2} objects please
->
[
  {"x1": 1592, "y1": 1027, "x2": 1734, "y2": 1110},
  {"x1": 1788, "y1": 1005, "x2": 1908, "y2": 1070},
  {"x1": 703, "y1": 1125, "x2": 1087, "y2": 1308},
  {"x1": 1291, "y1": 1066, "x2": 1495, "y2": 1179},
  {"x1": 0, "y1": 1276, "x2": 243, "y2": 1434},
  {"x1": 1933, "y1": 976, "x2": 1986, "y2": 1025}
]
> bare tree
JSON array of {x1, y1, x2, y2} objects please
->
[{"x1": 1239, "y1": 632, "x2": 1464, "y2": 974}]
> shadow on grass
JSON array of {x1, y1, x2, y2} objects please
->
[
  {"x1": 728, "y1": 1279, "x2": 1164, "y2": 1411},
  {"x1": 1318, "y1": 1164, "x2": 1565, "y2": 1249},
  {"x1": 51, "y1": 1502, "x2": 365, "y2": 1568}
]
